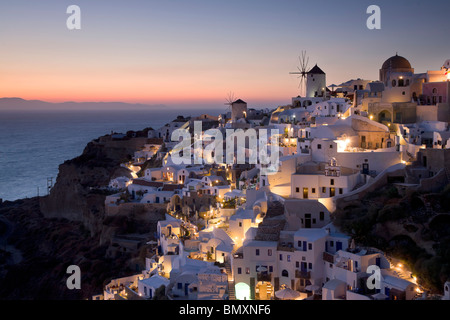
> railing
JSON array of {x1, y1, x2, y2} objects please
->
[
  {"x1": 323, "y1": 251, "x2": 335, "y2": 264},
  {"x1": 233, "y1": 252, "x2": 243, "y2": 259},
  {"x1": 295, "y1": 270, "x2": 311, "y2": 279},
  {"x1": 277, "y1": 243, "x2": 295, "y2": 252},
  {"x1": 257, "y1": 272, "x2": 272, "y2": 282}
]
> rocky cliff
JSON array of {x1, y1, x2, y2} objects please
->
[{"x1": 0, "y1": 129, "x2": 166, "y2": 299}]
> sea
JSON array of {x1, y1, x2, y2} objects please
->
[{"x1": 0, "y1": 108, "x2": 218, "y2": 201}]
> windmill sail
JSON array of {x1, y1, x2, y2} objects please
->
[{"x1": 289, "y1": 50, "x2": 310, "y2": 97}]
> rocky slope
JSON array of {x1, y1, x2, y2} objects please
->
[
  {"x1": 0, "y1": 129, "x2": 166, "y2": 299},
  {"x1": 333, "y1": 184, "x2": 450, "y2": 293}
]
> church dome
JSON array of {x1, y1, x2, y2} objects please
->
[{"x1": 381, "y1": 54, "x2": 412, "y2": 70}]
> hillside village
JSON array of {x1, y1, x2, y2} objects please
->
[{"x1": 93, "y1": 55, "x2": 450, "y2": 301}]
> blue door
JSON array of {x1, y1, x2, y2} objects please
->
[
  {"x1": 336, "y1": 241, "x2": 342, "y2": 251},
  {"x1": 376, "y1": 257, "x2": 381, "y2": 267},
  {"x1": 385, "y1": 287, "x2": 390, "y2": 297},
  {"x1": 185, "y1": 283, "x2": 189, "y2": 296},
  {"x1": 301, "y1": 262, "x2": 307, "y2": 272},
  {"x1": 303, "y1": 241, "x2": 307, "y2": 251}
]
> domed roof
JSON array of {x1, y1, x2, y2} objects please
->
[{"x1": 382, "y1": 54, "x2": 412, "y2": 70}]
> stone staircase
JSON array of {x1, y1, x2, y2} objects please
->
[{"x1": 224, "y1": 261, "x2": 236, "y2": 300}]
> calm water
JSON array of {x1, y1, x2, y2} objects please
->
[{"x1": 0, "y1": 108, "x2": 215, "y2": 201}]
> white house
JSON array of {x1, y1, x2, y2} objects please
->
[
  {"x1": 197, "y1": 266, "x2": 228, "y2": 300},
  {"x1": 138, "y1": 274, "x2": 170, "y2": 299},
  {"x1": 291, "y1": 161, "x2": 361, "y2": 199}
]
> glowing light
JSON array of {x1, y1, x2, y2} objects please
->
[
  {"x1": 369, "y1": 115, "x2": 374, "y2": 120},
  {"x1": 235, "y1": 282, "x2": 251, "y2": 300}
]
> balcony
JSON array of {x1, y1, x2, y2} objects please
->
[
  {"x1": 257, "y1": 272, "x2": 272, "y2": 282},
  {"x1": 233, "y1": 252, "x2": 243, "y2": 259},
  {"x1": 323, "y1": 251, "x2": 335, "y2": 264},
  {"x1": 295, "y1": 270, "x2": 311, "y2": 279},
  {"x1": 277, "y1": 242, "x2": 295, "y2": 252}
]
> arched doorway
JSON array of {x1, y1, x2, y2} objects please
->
[
  {"x1": 256, "y1": 281, "x2": 273, "y2": 300},
  {"x1": 378, "y1": 110, "x2": 392, "y2": 123},
  {"x1": 235, "y1": 282, "x2": 251, "y2": 300}
]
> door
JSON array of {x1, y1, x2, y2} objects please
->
[
  {"x1": 336, "y1": 241, "x2": 342, "y2": 251},
  {"x1": 185, "y1": 283, "x2": 189, "y2": 296},
  {"x1": 303, "y1": 188, "x2": 308, "y2": 199},
  {"x1": 385, "y1": 287, "x2": 390, "y2": 297},
  {"x1": 362, "y1": 163, "x2": 369, "y2": 175},
  {"x1": 305, "y1": 214, "x2": 311, "y2": 228},
  {"x1": 329, "y1": 188, "x2": 335, "y2": 197},
  {"x1": 301, "y1": 262, "x2": 307, "y2": 272},
  {"x1": 303, "y1": 241, "x2": 307, "y2": 251}
]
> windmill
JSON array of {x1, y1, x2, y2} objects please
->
[
  {"x1": 289, "y1": 50, "x2": 310, "y2": 97},
  {"x1": 224, "y1": 91, "x2": 235, "y2": 112}
]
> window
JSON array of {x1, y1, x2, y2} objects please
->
[
  {"x1": 330, "y1": 144, "x2": 333, "y2": 149},
  {"x1": 339, "y1": 188, "x2": 343, "y2": 194},
  {"x1": 246, "y1": 267, "x2": 250, "y2": 274},
  {"x1": 269, "y1": 266, "x2": 273, "y2": 272},
  {"x1": 256, "y1": 249, "x2": 260, "y2": 256},
  {"x1": 279, "y1": 254, "x2": 283, "y2": 261},
  {"x1": 330, "y1": 179, "x2": 335, "y2": 186},
  {"x1": 282, "y1": 270, "x2": 289, "y2": 277},
  {"x1": 320, "y1": 211, "x2": 324, "y2": 221},
  {"x1": 317, "y1": 144, "x2": 322, "y2": 149},
  {"x1": 237, "y1": 268, "x2": 242, "y2": 275},
  {"x1": 297, "y1": 240, "x2": 302, "y2": 247},
  {"x1": 287, "y1": 255, "x2": 291, "y2": 262},
  {"x1": 392, "y1": 80, "x2": 396, "y2": 87},
  {"x1": 296, "y1": 187, "x2": 300, "y2": 193},
  {"x1": 308, "y1": 243, "x2": 312, "y2": 250},
  {"x1": 312, "y1": 188, "x2": 316, "y2": 193},
  {"x1": 308, "y1": 263, "x2": 313, "y2": 270},
  {"x1": 313, "y1": 219, "x2": 316, "y2": 224},
  {"x1": 268, "y1": 249, "x2": 272, "y2": 256},
  {"x1": 177, "y1": 283, "x2": 182, "y2": 289},
  {"x1": 322, "y1": 187, "x2": 326, "y2": 193},
  {"x1": 239, "y1": 222, "x2": 242, "y2": 227},
  {"x1": 296, "y1": 261, "x2": 300, "y2": 268}
]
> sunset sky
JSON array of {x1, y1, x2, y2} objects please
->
[{"x1": 1, "y1": 0, "x2": 449, "y2": 109}]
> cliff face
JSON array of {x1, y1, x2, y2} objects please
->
[
  {"x1": 0, "y1": 130, "x2": 166, "y2": 299},
  {"x1": 40, "y1": 134, "x2": 148, "y2": 235}
]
